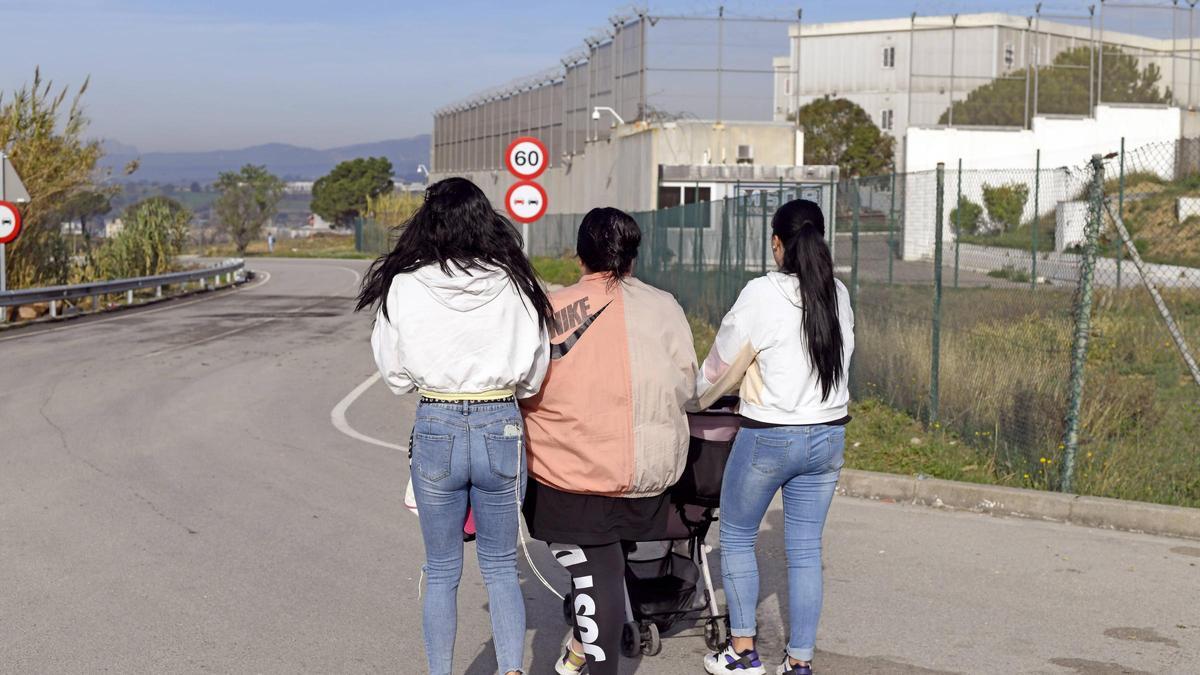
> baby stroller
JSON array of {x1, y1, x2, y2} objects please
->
[{"x1": 562, "y1": 398, "x2": 739, "y2": 657}]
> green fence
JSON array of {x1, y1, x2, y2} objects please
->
[{"x1": 358, "y1": 141, "x2": 1200, "y2": 506}]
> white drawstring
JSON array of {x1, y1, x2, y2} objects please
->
[{"x1": 517, "y1": 434, "x2": 566, "y2": 600}]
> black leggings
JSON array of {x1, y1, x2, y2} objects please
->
[{"x1": 551, "y1": 542, "x2": 625, "y2": 675}]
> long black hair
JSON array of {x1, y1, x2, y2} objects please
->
[
  {"x1": 576, "y1": 207, "x2": 641, "y2": 283},
  {"x1": 355, "y1": 177, "x2": 553, "y2": 329},
  {"x1": 772, "y1": 199, "x2": 844, "y2": 401}
]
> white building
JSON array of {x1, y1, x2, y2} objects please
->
[{"x1": 772, "y1": 12, "x2": 1200, "y2": 168}]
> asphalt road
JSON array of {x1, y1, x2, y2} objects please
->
[{"x1": 2, "y1": 258, "x2": 1198, "y2": 674}]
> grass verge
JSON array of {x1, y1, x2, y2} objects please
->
[{"x1": 194, "y1": 233, "x2": 372, "y2": 259}]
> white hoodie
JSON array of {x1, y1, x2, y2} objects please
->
[
  {"x1": 371, "y1": 263, "x2": 550, "y2": 398},
  {"x1": 697, "y1": 272, "x2": 854, "y2": 424}
]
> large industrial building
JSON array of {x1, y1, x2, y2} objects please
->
[
  {"x1": 429, "y1": 5, "x2": 1200, "y2": 265},
  {"x1": 772, "y1": 10, "x2": 1200, "y2": 166},
  {"x1": 428, "y1": 12, "x2": 840, "y2": 243}
]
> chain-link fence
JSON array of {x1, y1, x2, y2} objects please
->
[
  {"x1": 848, "y1": 142, "x2": 1199, "y2": 505},
  {"x1": 356, "y1": 140, "x2": 1200, "y2": 506}
]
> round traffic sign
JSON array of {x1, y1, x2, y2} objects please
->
[
  {"x1": 0, "y1": 201, "x2": 21, "y2": 245},
  {"x1": 505, "y1": 136, "x2": 548, "y2": 180},
  {"x1": 505, "y1": 181, "x2": 548, "y2": 224}
]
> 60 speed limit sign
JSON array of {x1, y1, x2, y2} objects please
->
[
  {"x1": 505, "y1": 181, "x2": 548, "y2": 224},
  {"x1": 0, "y1": 201, "x2": 21, "y2": 245},
  {"x1": 505, "y1": 136, "x2": 548, "y2": 180}
]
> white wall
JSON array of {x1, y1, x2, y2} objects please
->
[{"x1": 901, "y1": 105, "x2": 1183, "y2": 260}]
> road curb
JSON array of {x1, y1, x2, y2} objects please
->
[{"x1": 837, "y1": 469, "x2": 1200, "y2": 541}]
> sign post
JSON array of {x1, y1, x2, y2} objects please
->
[
  {"x1": 503, "y1": 137, "x2": 548, "y2": 256},
  {"x1": 0, "y1": 152, "x2": 31, "y2": 310}
]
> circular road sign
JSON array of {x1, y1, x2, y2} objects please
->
[
  {"x1": 0, "y1": 201, "x2": 21, "y2": 245},
  {"x1": 505, "y1": 181, "x2": 548, "y2": 224},
  {"x1": 505, "y1": 136, "x2": 548, "y2": 180}
]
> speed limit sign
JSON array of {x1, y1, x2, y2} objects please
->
[
  {"x1": 505, "y1": 181, "x2": 548, "y2": 224},
  {"x1": 505, "y1": 136, "x2": 548, "y2": 180},
  {"x1": 0, "y1": 201, "x2": 21, "y2": 245}
]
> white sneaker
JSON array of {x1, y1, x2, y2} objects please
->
[
  {"x1": 703, "y1": 642, "x2": 766, "y2": 674},
  {"x1": 776, "y1": 660, "x2": 813, "y2": 675},
  {"x1": 554, "y1": 633, "x2": 587, "y2": 674}
]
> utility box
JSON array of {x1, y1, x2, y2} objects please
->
[{"x1": 1176, "y1": 196, "x2": 1200, "y2": 224}]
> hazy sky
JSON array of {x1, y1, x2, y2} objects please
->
[{"x1": 5, "y1": 0, "x2": 1052, "y2": 151}]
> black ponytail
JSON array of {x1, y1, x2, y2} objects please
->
[
  {"x1": 355, "y1": 177, "x2": 553, "y2": 330},
  {"x1": 772, "y1": 199, "x2": 844, "y2": 401}
]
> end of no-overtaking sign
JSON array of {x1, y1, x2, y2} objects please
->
[
  {"x1": 504, "y1": 136, "x2": 548, "y2": 224},
  {"x1": 0, "y1": 201, "x2": 21, "y2": 245}
]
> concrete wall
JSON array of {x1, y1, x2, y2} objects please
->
[
  {"x1": 430, "y1": 120, "x2": 803, "y2": 217},
  {"x1": 901, "y1": 105, "x2": 1183, "y2": 260}
]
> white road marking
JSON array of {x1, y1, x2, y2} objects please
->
[
  {"x1": 330, "y1": 372, "x2": 407, "y2": 452},
  {"x1": 0, "y1": 269, "x2": 273, "y2": 344}
]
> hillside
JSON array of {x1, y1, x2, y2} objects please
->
[{"x1": 99, "y1": 135, "x2": 430, "y2": 184}]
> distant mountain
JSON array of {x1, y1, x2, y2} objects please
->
[{"x1": 98, "y1": 135, "x2": 430, "y2": 184}]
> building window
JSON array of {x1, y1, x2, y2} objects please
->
[
  {"x1": 657, "y1": 185, "x2": 713, "y2": 228},
  {"x1": 658, "y1": 185, "x2": 683, "y2": 209},
  {"x1": 684, "y1": 186, "x2": 711, "y2": 204},
  {"x1": 883, "y1": 46, "x2": 895, "y2": 69},
  {"x1": 881, "y1": 109, "x2": 894, "y2": 130},
  {"x1": 1004, "y1": 43, "x2": 1015, "y2": 68}
]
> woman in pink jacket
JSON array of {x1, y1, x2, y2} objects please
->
[{"x1": 521, "y1": 207, "x2": 697, "y2": 675}]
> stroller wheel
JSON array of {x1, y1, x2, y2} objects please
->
[
  {"x1": 704, "y1": 618, "x2": 728, "y2": 651},
  {"x1": 561, "y1": 595, "x2": 573, "y2": 626},
  {"x1": 620, "y1": 622, "x2": 640, "y2": 658},
  {"x1": 640, "y1": 622, "x2": 662, "y2": 656}
]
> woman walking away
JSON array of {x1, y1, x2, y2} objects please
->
[
  {"x1": 697, "y1": 199, "x2": 853, "y2": 675},
  {"x1": 520, "y1": 207, "x2": 697, "y2": 675},
  {"x1": 358, "y1": 177, "x2": 552, "y2": 675}
]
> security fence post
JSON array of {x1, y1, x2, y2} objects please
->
[
  {"x1": 1061, "y1": 155, "x2": 1105, "y2": 494},
  {"x1": 931, "y1": 163, "x2": 945, "y2": 426},
  {"x1": 760, "y1": 190, "x2": 769, "y2": 274},
  {"x1": 850, "y1": 177, "x2": 861, "y2": 313},
  {"x1": 354, "y1": 217, "x2": 363, "y2": 253},
  {"x1": 1032, "y1": 149, "x2": 1040, "y2": 290},
  {"x1": 888, "y1": 165, "x2": 896, "y2": 285},
  {"x1": 1116, "y1": 137, "x2": 1125, "y2": 290},
  {"x1": 954, "y1": 159, "x2": 962, "y2": 289}
]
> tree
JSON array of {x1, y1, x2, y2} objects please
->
[
  {"x1": 58, "y1": 189, "x2": 113, "y2": 240},
  {"x1": 311, "y1": 156, "x2": 394, "y2": 228},
  {"x1": 213, "y1": 164, "x2": 284, "y2": 254},
  {"x1": 940, "y1": 46, "x2": 1171, "y2": 126},
  {"x1": 97, "y1": 196, "x2": 191, "y2": 279},
  {"x1": 794, "y1": 98, "x2": 895, "y2": 178},
  {"x1": 949, "y1": 196, "x2": 984, "y2": 235},
  {"x1": 0, "y1": 68, "x2": 103, "y2": 288},
  {"x1": 982, "y1": 183, "x2": 1029, "y2": 233},
  {"x1": 190, "y1": 182, "x2": 202, "y2": 193}
]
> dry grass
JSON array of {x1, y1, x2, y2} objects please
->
[{"x1": 850, "y1": 281, "x2": 1200, "y2": 506}]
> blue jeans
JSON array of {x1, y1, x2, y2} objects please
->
[
  {"x1": 410, "y1": 399, "x2": 528, "y2": 675},
  {"x1": 718, "y1": 423, "x2": 845, "y2": 663}
]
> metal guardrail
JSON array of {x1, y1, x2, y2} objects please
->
[{"x1": 0, "y1": 258, "x2": 245, "y2": 322}]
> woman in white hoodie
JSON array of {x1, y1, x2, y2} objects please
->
[
  {"x1": 358, "y1": 177, "x2": 552, "y2": 675},
  {"x1": 696, "y1": 199, "x2": 853, "y2": 675}
]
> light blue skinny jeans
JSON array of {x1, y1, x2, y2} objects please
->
[
  {"x1": 410, "y1": 399, "x2": 528, "y2": 675},
  {"x1": 718, "y1": 423, "x2": 845, "y2": 663}
]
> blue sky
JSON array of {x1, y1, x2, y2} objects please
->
[{"x1": 4, "y1": 0, "x2": 1057, "y2": 151}]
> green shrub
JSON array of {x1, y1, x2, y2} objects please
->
[
  {"x1": 982, "y1": 182, "x2": 1030, "y2": 232},
  {"x1": 97, "y1": 197, "x2": 191, "y2": 279},
  {"x1": 950, "y1": 196, "x2": 984, "y2": 235},
  {"x1": 532, "y1": 255, "x2": 581, "y2": 288}
]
